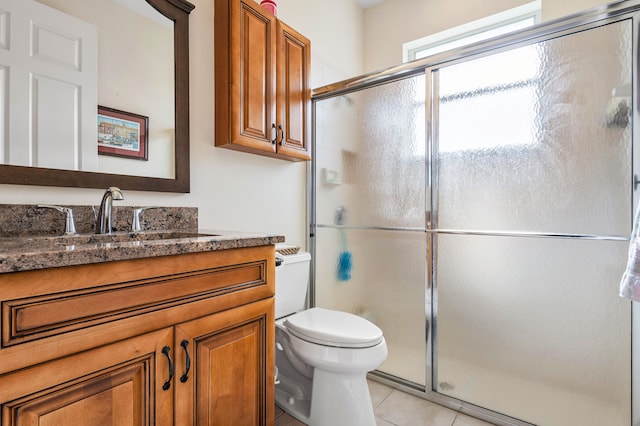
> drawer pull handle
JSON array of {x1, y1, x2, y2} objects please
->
[
  {"x1": 180, "y1": 340, "x2": 191, "y2": 383},
  {"x1": 162, "y1": 345, "x2": 174, "y2": 391},
  {"x1": 271, "y1": 123, "x2": 277, "y2": 144}
]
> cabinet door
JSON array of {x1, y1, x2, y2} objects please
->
[
  {"x1": 216, "y1": 0, "x2": 277, "y2": 154},
  {"x1": 174, "y1": 298, "x2": 275, "y2": 426},
  {"x1": 0, "y1": 328, "x2": 173, "y2": 426},
  {"x1": 276, "y1": 21, "x2": 311, "y2": 161}
]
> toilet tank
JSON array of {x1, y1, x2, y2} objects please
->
[{"x1": 275, "y1": 246, "x2": 311, "y2": 319}]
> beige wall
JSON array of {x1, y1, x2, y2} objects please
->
[
  {"x1": 363, "y1": 0, "x2": 618, "y2": 73},
  {"x1": 278, "y1": 0, "x2": 364, "y2": 87},
  {"x1": 542, "y1": 0, "x2": 615, "y2": 21}
]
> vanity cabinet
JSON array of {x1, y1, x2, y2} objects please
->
[
  {"x1": 175, "y1": 300, "x2": 273, "y2": 424},
  {"x1": 0, "y1": 328, "x2": 174, "y2": 424},
  {"x1": 0, "y1": 246, "x2": 275, "y2": 425},
  {"x1": 214, "y1": 0, "x2": 311, "y2": 161}
]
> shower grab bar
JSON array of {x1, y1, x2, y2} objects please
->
[{"x1": 315, "y1": 224, "x2": 629, "y2": 241}]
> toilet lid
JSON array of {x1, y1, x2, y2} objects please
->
[{"x1": 284, "y1": 307, "x2": 384, "y2": 348}]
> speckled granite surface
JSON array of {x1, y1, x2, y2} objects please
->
[{"x1": 0, "y1": 205, "x2": 285, "y2": 273}]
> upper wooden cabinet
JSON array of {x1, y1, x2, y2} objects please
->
[{"x1": 215, "y1": 0, "x2": 311, "y2": 161}]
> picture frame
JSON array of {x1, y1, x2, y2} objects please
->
[{"x1": 97, "y1": 106, "x2": 148, "y2": 160}]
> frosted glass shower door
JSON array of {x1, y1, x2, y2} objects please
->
[
  {"x1": 433, "y1": 20, "x2": 632, "y2": 425},
  {"x1": 314, "y1": 74, "x2": 428, "y2": 386}
]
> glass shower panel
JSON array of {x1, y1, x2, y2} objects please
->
[
  {"x1": 315, "y1": 75, "x2": 426, "y2": 230},
  {"x1": 315, "y1": 227, "x2": 427, "y2": 384},
  {"x1": 435, "y1": 234, "x2": 631, "y2": 426},
  {"x1": 433, "y1": 18, "x2": 632, "y2": 426},
  {"x1": 437, "y1": 20, "x2": 632, "y2": 235},
  {"x1": 314, "y1": 74, "x2": 428, "y2": 386}
]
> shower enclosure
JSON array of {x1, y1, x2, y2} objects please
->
[{"x1": 311, "y1": 3, "x2": 637, "y2": 425}]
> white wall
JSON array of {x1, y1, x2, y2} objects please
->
[{"x1": 0, "y1": 0, "x2": 364, "y2": 250}]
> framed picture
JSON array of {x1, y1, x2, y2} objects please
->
[{"x1": 97, "y1": 106, "x2": 148, "y2": 160}]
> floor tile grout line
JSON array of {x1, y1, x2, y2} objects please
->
[
  {"x1": 373, "y1": 388, "x2": 406, "y2": 426},
  {"x1": 376, "y1": 415, "x2": 402, "y2": 426},
  {"x1": 374, "y1": 387, "x2": 395, "y2": 409}
]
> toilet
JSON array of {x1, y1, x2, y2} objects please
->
[{"x1": 274, "y1": 247, "x2": 388, "y2": 426}]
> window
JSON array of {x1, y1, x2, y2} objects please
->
[
  {"x1": 402, "y1": 2, "x2": 542, "y2": 154},
  {"x1": 437, "y1": 44, "x2": 541, "y2": 153},
  {"x1": 403, "y1": 1, "x2": 541, "y2": 62}
]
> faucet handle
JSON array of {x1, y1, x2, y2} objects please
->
[
  {"x1": 38, "y1": 205, "x2": 77, "y2": 235},
  {"x1": 132, "y1": 206, "x2": 160, "y2": 232}
]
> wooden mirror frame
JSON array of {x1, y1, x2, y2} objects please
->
[{"x1": 0, "y1": 0, "x2": 195, "y2": 193}]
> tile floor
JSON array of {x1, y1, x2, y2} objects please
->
[{"x1": 274, "y1": 379, "x2": 496, "y2": 426}]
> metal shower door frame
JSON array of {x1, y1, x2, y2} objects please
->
[{"x1": 311, "y1": 2, "x2": 640, "y2": 424}]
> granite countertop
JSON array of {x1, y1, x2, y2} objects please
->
[{"x1": 0, "y1": 229, "x2": 285, "y2": 273}]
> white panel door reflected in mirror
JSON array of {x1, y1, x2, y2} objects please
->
[{"x1": 3, "y1": 0, "x2": 175, "y2": 179}]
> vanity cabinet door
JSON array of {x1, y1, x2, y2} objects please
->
[
  {"x1": 173, "y1": 298, "x2": 275, "y2": 426},
  {"x1": 0, "y1": 328, "x2": 174, "y2": 426}
]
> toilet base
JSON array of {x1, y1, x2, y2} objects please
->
[
  {"x1": 276, "y1": 368, "x2": 376, "y2": 426},
  {"x1": 307, "y1": 369, "x2": 376, "y2": 426},
  {"x1": 275, "y1": 385, "x2": 311, "y2": 424}
]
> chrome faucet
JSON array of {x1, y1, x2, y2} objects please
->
[{"x1": 95, "y1": 187, "x2": 124, "y2": 234}]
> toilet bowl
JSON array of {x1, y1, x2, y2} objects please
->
[{"x1": 274, "y1": 247, "x2": 388, "y2": 426}]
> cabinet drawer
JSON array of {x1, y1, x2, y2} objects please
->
[{"x1": 1, "y1": 247, "x2": 274, "y2": 347}]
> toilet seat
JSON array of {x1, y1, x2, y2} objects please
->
[{"x1": 284, "y1": 307, "x2": 383, "y2": 348}]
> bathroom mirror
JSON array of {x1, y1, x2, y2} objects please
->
[{"x1": 0, "y1": 0, "x2": 194, "y2": 193}]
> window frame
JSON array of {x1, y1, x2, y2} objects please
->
[{"x1": 403, "y1": 1, "x2": 541, "y2": 63}]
